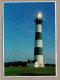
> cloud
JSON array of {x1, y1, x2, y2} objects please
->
[
  {"x1": 21, "y1": 27, "x2": 35, "y2": 33},
  {"x1": 44, "y1": 54, "x2": 55, "y2": 60}
]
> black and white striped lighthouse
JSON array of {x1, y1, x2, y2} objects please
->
[{"x1": 34, "y1": 12, "x2": 44, "y2": 67}]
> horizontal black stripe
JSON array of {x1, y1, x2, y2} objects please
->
[
  {"x1": 35, "y1": 18, "x2": 43, "y2": 24},
  {"x1": 35, "y1": 32, "x2": 42, "y2": 40},
  {"x1": 34, "y1": 47, "x2": 43, "y2": 55}
]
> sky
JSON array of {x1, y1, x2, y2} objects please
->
[{"x1": 4, "y1": 2, "x2": 55, "y2": 64}]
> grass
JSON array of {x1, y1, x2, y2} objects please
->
[{"x1": 4, "y1": 67, "x2": 56, "y2": 76}]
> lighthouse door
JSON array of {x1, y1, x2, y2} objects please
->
[{"x1": 35, "y1": 61, "x2": 39, "y2": 67}]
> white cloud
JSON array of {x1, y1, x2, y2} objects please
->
[{"x1": 21, "y1": 27, "x2": 35, "y2": 33}]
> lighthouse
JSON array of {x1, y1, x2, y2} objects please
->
[
  {"x1": 27, "y1": 12, "x2": 44, "y2": 67},
  {"x1": 34, "y1": 12, "x2": 44, "y2": 67}
]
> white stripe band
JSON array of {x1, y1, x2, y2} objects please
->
[
  {"x1": 36, "y1": 24, "x2": 42, "y2": 32},
  {"x1": 35, "y1": 40, "x2": 42, "y2": 47},
  {"x1": 34, "y1": 55, "x2": 44, "y2": 64}
]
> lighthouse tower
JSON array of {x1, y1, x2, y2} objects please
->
[{"x1": 34, "y1": 12, "x2": 44, "y2": 67}]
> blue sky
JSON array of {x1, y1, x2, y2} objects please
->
[{"x1": 4, "y1": 2, "x2": 55, "y2": 64}]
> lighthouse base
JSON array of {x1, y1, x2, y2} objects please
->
[
  {"x1": 27, "y1": 60, "x2": 44, "y2": 67},
  {"x1": 34, "y1": 55, "x2": 44, "y2": 67},
  {"x1": 34, "y1": 62, "x2": 44, "y2": 67}
]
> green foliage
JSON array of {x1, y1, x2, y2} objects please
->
[{"x1": 4, "y1": 67, "x2": 56, "y2": 76}]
